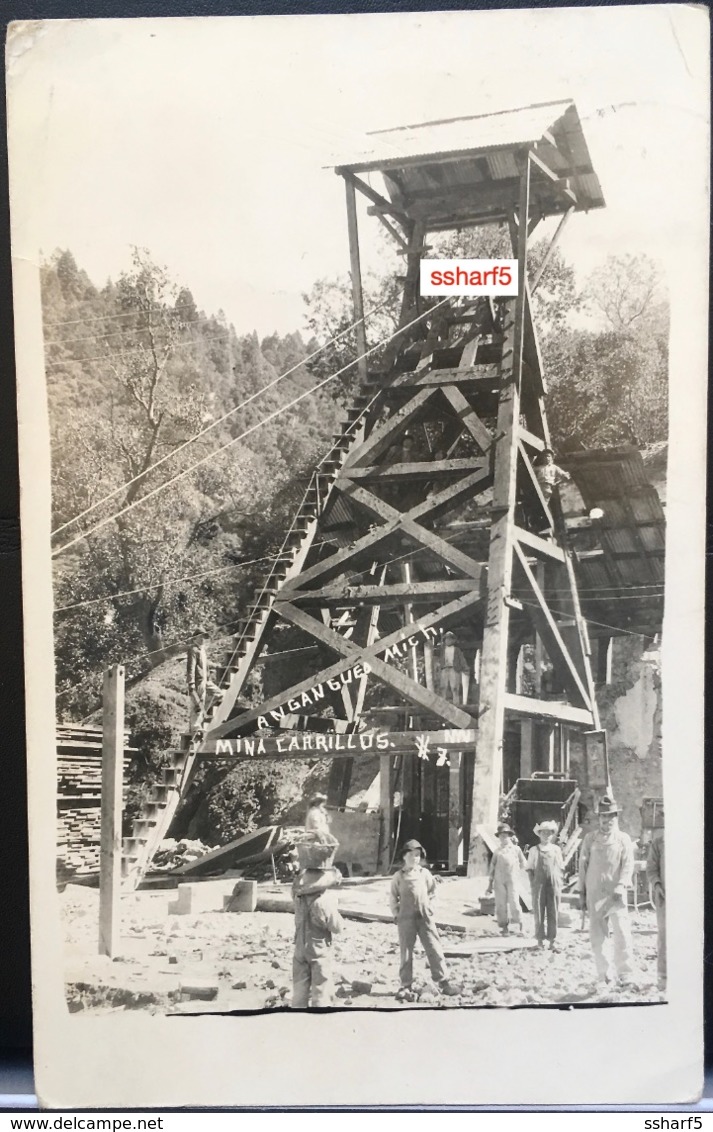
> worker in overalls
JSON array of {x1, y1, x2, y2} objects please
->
[
  {"x1": 579, "y1": 795, "x2": 637, "y2": 986},
  {"x1": 527, "y1": 820, "x2": 564, "y2": 949},
  {"x1": 487, "y1": 824, "x2": 527, "y2": 934}
]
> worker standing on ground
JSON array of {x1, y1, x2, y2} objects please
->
[
  {"x1": 646, "y1": 824, "x2": 666, "y2": 991},
  {"x1": 291, "y1": 841, "x2": 344, "y2": 1008},
  {"x1": 390, "y1": 839, "x2": 459, "y2": 1001},
  {"x1": 526, "y1": 821, "x2": 564, "y2": 950},
  {"x1": 186, "y1": 627, "x2": 222, "y2": 732},
  {"x1": 535, "y1": 448, "x2": 570, "y2": 502},
  {"x1": 487, "y1": 824, "x2": 527, "y2": 935},
  {"x1": 305, "y1": 794, "x2": 331, "y2": 836},
  {"x1": 579, "y1": 795, "x2": 637, "y2": 987}
]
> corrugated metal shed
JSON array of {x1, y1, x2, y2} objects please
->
[
  {"x1": 336, "y1": 101, "x2": 604, "y2": 229},
  {"x1": 563, "y1": 446, "x2": 666, "y2": 634}
]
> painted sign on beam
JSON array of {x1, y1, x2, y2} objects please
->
[{"x1": 200, "y1": 728, "x2": 478, "y2": 760}]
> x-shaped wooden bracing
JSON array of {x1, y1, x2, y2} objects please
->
[{"x1": 207, "y1": 452, "x2": 495, "y2": 738}]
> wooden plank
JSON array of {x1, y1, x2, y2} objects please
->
[
  {"x1": 99, "y1": 665, "x2": 124, "y2": 958},
  {"x1": 513, "y1": 526, "x2": 566, "y2": 563},
  {"x1": 518, "y1": 426, "x2": 546, "y2": 453},
  {"x1": 207, "y1": 590, "x2": 484, "y2": 739},
  {"x1": 531, "y1": 206, "x2": 574, "y2": 295},
  {"x1": 344, "y1": 176, "x2": 368, "y2": 385},
  {"x1": 393, "y1": 364, "x2": 500, "y2": 388},
  {"x1": 448, "y1": 751, "x2": 463, "y2": 870},
  {"x1": 201, "y1": 728, "x2": 478, "y2": 757},
  {"x1": 468, "y1": 165, "x2": 533, "y2": 879},
  {"x1": 379, "y1": 754, "x2": 393, "y2": 872},
  {"x1": 442, "y1": 384, "x2": 493, "y2": 453},
  {"x1": 346, "y1": 457, "x2": 487, "y2": 483},
  {"x1": 503, "y1": 692, "x2": 594, "y2": 726},
  {"x1": 280, "y1": 578, "x2": 484, "y2": 608},
  {"x1": 277, "y1": 601, "x2": 474, "y2": 728},
  {"x1": 513, "y1": 541, "x2": 591, "y2": 708},
  {"x1": 342, "y1": 169, "x2": 410, "y2": 225}
]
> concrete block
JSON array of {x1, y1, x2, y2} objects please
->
[
  {"x1": 168, "y1": 879, "x2": 240, "y2": 915},
  {"x1": 224, "y1": 879, "x2": 258, "y2": 913}
]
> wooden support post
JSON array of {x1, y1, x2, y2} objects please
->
[
  {"x1": 520, "y1": 719, "x2": 534, "y2": 778},
  {"x1": 468, "y1": 160, "x2": 531, "y2": 879},
  {"x1": 99, "y1": 665, "x2": 125, "y2": 958},
  {"x1": 448, "y1": 751, "x2": 463, "y2": 870},
  {"x1": 379, "y1": 754, "x2": 393, "y2": 873},
  {"x1": 344, "y1": 176, "x2": 368, "y2": 384}
]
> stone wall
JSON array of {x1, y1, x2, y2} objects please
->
[{"x1": 570, "y1": 635, "x2": 662, "y2": 838}]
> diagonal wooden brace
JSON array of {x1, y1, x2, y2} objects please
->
[
  {"x1": 206, "y1": 590, "x2": 483, "y2": 738},
  {"x1": 277, "y1": 601, "x2": 474, "y2": 728}
]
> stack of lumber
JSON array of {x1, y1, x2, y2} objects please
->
[{"x1": 57, "y1": 725, "x2": 134, "y2": 883}]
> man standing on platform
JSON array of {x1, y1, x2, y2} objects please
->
[{"x1": 436, "y1": 631, "x2": 469, "y2": 705}]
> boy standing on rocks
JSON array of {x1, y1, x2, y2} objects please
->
[
  {"x1": 291, "y1": 840, "x2": 344, "y2": 1008},
  {"x1": 487, "y1": 824, "x2": 527, "y2": 935},
  {"x1": 527, "y1": 820, "x2": 564, "y2": 950},
  {"x1": 390, "y1": 839, "x2": 459, "y2": 1001}
]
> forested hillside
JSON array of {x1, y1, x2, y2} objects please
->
[{"x1": 46, "y1": 238, "x2": 668, "y2": 842}]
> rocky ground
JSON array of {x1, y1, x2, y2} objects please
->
[{"x1": 62, "y1": 880, "x2": 664, "y2": 1014}]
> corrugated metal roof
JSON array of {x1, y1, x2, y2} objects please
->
[
  {"x1": 342, "y1": 101, "x2": 574, "y2": 167},
  {"x1": 335, "y1": 101, "x2": 605, "y2": 223},
  {"x1": 565, "y1": 446, "x2": 666, "y2": 634}
]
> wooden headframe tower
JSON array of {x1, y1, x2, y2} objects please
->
[{"x1": 122, "y1": 101, "x2": 606, "y2": 887}]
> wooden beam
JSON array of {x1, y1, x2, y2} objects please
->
[
  {"x1": 397, "y1": 364, "x2": 501, "y2": 387},
  {"x1": 379, "y1": 754, "x2": 393, "y2": 871},
  {"x1": 99, "y1": 665, "x2": 124, "y2": 958},
  {"x1": 504, "y1": 692, "x2": 594, "y2": 727},
  {"x1": 442, "y1": 385, "x2": 493, "y2": 453},
  {"x1": 469, "y1": 172, "x2": 530, "y2": 879},
  {"x1": 514, "y1": 526, "x2": 566, "y2": 563},
  {"x1": 277, "y1": 601, "x2": 474, "y2": 729},
  {"x1": 513, "y1": 541, "x2": 591, "y2": 709},
  {"x1": 201, "y1": 728, "x2": 479, "y2": 757},
  {"x1": 346, "y1": 457, "x2": 487, "y2": 483},
  {"x1": 519, "y1": 426, "x2": 546, "y2": 454},
  {"x1": 448, "y1": 751, "x2": 463, "y2": 870},
  {"x1": 208, "y1": 590, "x2": 484, "y2": 738},
  {"x1": 280, "y1": 577, "x2": 484, "y2": 607},
  {"x1": 344, "y1": 176, "x2": 368, "y2": 384},
  {"x1": 527, "y1": 149, "x2": 577, "y2": 208},
  {"x1": 531, "y1": 206, "x2": 574, "y2": 295},
  {"x1": 341, "y1": 169, "x2": 410, "y2": 225}
]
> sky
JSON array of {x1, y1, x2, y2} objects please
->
[{"x1": 7, "y1": 5, "x2": 709, "y2": 338}]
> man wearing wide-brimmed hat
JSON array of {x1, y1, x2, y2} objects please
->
[
  {"x1": 526, "y1": 821, "x2": 564, "y2": 950},
  {"x1": 579, "y1": 795, "x2": 637, "y2": 986}
]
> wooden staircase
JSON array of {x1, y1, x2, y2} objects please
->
[{"x1": 120, "y1": 369, "x2": 390, "y2": 888}]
